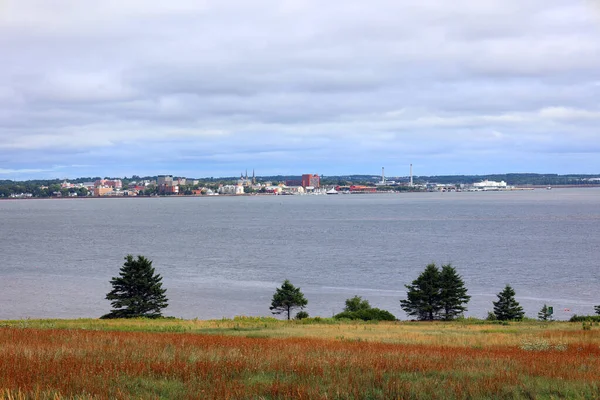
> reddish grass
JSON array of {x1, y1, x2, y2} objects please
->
[{"x1": 0, "y1": 327, "x2": 599, "y2": 399}]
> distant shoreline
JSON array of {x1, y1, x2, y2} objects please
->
[{"x1": 1, "y1": 185, "x2": 599, "y2": 201}]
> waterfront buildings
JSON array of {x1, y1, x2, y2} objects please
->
[
  {"x1": 302, "y1": 174, "x2": 320, "y2": 189},
  {"x1": 157, "y1": 175, "x2": 173, "y2": 186},
  {"x1": 93, "y1": 187, "x2": 115, "y2": 197},
  {"x1": 94, "y1": 179, "x2": 122, "y2": 189},
  {"x1": 218, "y1": 184, "x2": 245, "y2": 195}
]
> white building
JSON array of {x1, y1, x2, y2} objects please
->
[
  {"x1": 472, "y1": 180, "x2": 508, "y2": 190},
  {"x1": 218, "y1": 185, "x2": 245, "y2": 195},
  {"x1": 281, "y1": 186, "x2": 305, "y2": 194}
]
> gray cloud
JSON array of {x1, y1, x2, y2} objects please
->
[{"x1": 1, "y1": 0, "x2": 600, "y2": 177}]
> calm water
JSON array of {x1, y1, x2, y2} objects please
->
[{"x1": 1, "y1": 189, "x2": 598, "y2": 320}]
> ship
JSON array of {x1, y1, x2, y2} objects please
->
[{"x1": 326, "y1": 188, "x2": 339, "y2": 195}]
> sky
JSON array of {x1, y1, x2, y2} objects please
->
[{"x1": 1, "y1": 0, "x2": 600, "y2": 180}]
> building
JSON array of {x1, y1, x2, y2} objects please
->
[
  {"x1": 285, "y1": 179, "x2": 302, "y2": 186},
  {"x1": 157, "y1": 175, "x2": 173, "y2": 187},
  {"x1": 163, "y1": 185, "x2": 179, "y2": 195},
  {"x1": 281, "y1": 186, "x2": 305, "y2": 194},
  {"x1": 264, "y1": 186, "x2": 282, "y2": 194},
  {"x1": 218, "y1": 184, "x2": 245, "y2": 195},
  {"x1": 472, "y1": 180, "x2": 508, "y2": 191},
  {"x1": 94, "y1": 187, "x2": 114, "y2": 196},
  {"x1": 349, "y1": 185, "x2": 377, "y2": 193},
  {"x1": 301, "y1": 174, "x2": 320, "y2": 188},
  {"x1": 94, "y1": 179, "x2": 122, "y2": 189},
  {"x1": 157, "y1": 175, "x2": 178, "y2": 194}
]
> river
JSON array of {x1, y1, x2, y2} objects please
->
[{"x1": 0, "y1": 189, "x2": 598, "y2": 320}]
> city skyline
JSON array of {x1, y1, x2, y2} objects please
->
[{"x1": 2, "y1": 1, "x2": 600, "y2": 180}]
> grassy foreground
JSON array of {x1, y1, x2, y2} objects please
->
[{"x1": 0, "y1": 317, "x2": 599, "y2": 399}]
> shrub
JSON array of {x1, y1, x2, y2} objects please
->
[
  {"x1": 486, "y1": 311, "x2": 497, "y2": 321},
  {"x1": 295, "y1": 311, "x2": 309, "y2": 320},
  {"x1": 334, "y1": 308, "x2": 396, "y2": 321},
  {"x1": 569, "y1": 315, "x2": 600, "y2": 323}
]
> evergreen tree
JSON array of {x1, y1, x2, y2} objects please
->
[
  {"x1": 538, "y1": 304, "x2": 553, "y2": 321},
  {"x1": 595, "y1": 305, "x2": 600, "y2": 315},
  {"x1": 401, "y1": 264, "x2": 442, "y2": 320},
  {"x1": 492, "y1": 285, "x2": 524, "y2": 321},
  {"x1": 269, "y1": 280, "x2": 308, "y2": 320},
  {"x1": 439, "y1": 264, "x2": 471, "y2": 321},
  {"x1": 101, "y1": 255, "x2": 168, "y2": 319}
]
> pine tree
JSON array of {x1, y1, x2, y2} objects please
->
[
  {"x1": 493, "y1": 285, "x2": 524, "y2": 321},
  {"x1": 439, "y1": 264, "x2": 471, "y2": 321},
  {"x1": 101, "y1": 255, "x2": 168, "y2": 319},
  {"x1": 269, "y1": 280, "x2": 308, "y2": 320},
  {"x1": 538, "y1": 304, "x2": 553, "y2": 321},
  {"x1": 401, "y1": 264, "x2": 442, "y2": 320},
  {"x1": 595, "y1": 305, "x2": 600, "y2": 315}
]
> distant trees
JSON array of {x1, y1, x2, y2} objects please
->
[
  {"x1": 492, "y1": 285, "x2": 524, "y2": 321},
  {"x1": 101, "y1": 255, "x2": 168, "y2": 319},
  {"x1": 334, "y1": 295, "x2": 396, "y2": 321},
  {"x1": 538, "y1": 304, "x2": 553, "y2": 321},
  {"x1": 400, "y1": 264, "x2": 470, "y2": 321},
  {"x1": 595, "y1": 305, "x2": 600, "y2": 315},
  {"x1": 269, "y1": 280, "x2": 308, "y2": 320}
]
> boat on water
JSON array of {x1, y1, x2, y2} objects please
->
[
  {"x1": 547, "y1": 186, "x2": 552, "y2": 190},
  {"x1": 326, "y1": 188, "x2": 339, "y2": 195}
]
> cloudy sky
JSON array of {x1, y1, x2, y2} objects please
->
[{"x1": 1, "y1": 0, "x2": 600, "y2": 179}]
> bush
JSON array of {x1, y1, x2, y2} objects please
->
[
  {"x1": 569, "y1": 315, "x2": 600, "y2": 323},
  {"x1": 486, "y1": 311, "x2": 497, "y2": 321},
  {"x1": 295, "y1": 311, "x2": 309, "y2": 320},
  {"x1": 334, "y1": 308, "x2": 396, "y2": 321}
]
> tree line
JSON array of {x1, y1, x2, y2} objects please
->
[{"x1": 101, "y1": 256, "x2": 599, "y2": 322}]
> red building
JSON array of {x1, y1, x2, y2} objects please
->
[
  {"x1": 350, "y1": 185, "x2": 377, "y2": 193},
  {"x1": 301, "y1": 174, "x2": 320, "y2": 188}
]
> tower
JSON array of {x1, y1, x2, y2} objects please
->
[{"x1": 410, "y1": 164, "x2": 413, "y2": 187}]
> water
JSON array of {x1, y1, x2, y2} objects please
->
[{"x1": 0, "y1": 189, "x2": 598, "y2": 320}]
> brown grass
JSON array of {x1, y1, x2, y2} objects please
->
[{"x1": 0, "y1": 319, "x2": 599, "y2": 399}]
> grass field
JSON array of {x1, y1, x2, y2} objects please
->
[{"x1": 0, "y1": 318, "x2": 599, "y2": 399}]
